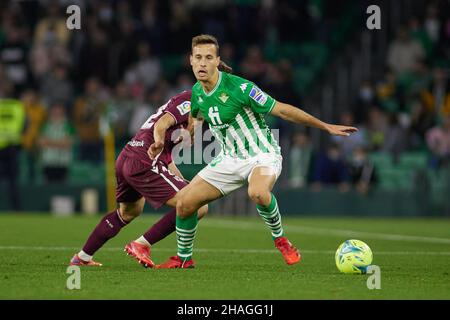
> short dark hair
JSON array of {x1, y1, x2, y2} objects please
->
[{"x1": 191, "y1": 34, "x2": 219, "y2": 56}]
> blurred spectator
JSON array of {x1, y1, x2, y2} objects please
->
[
  {"x1": 137, "y1": 0, "x2": 167, "y2": 54},
  {"x1": 420, "y1": 67, "x2": 450, "y2": 122},
  {"x1": 347, "y1": 146, "x2": 377, "y2": 195},
  {"x1": 410, "y1": 100, "x2": 435, "y2": 148},
  {"x1": 288, "y1": 131, "x2": 313, "y2": 188},
  {"x1": 78, "y1": 26, "x2": 111, "y2": 85},
  {"x1": 376, "y1": 70, "x2": 401, "y2": 113},
  {"x1": 168, "y1": 0, "x2": 193, "y2": 54},
  {"x1": 311, "y1": 143, "x2": 350, "y2": 193},
  {"x1": 128, "y1": 81, "x2": 170, "y2": 137},
  {"x1": 366, "y1": 107, "x2": 389, "y2": 151},
  {"x1": 387, "y1": 26, "x2": 425, "y2": 76},
  {"x1": 124, "y1": 42, "x2": 161, "y2": 90},
  {"x1": 266, "y1": 59, "x2": 299, "y2": 106},
  {"x1": 332, "y1": 110, "x2": 368, "y2": 157},
  {"x1": 73, "y1": 78, "x2": 107, "y2": 163},
  {"x1": 0, "y1": 23, "x2": 29, "y2": 95},
  {"x1": 408, "y1": 16, "x2": 434, "y2": 59},
  {"x1": 264, "y1": 60, "x2": 300, "y2": 147},
  {"x1": 128, "y1": 100, "x2": 153, "y2": 140},
  {"x1": 167, "y1": 73, "x2": 195, "y2": 98},
  {"x1": 38, "y1": 104, "x2": 74, "y2": 183},
  {"x1": 352, "y1": 79, "x2": 378, "y2": 124},
  {"x1": 30, "y1": 42, "x2": 64, "y2": 81},
  {"x1": 33, "y1": 4, "x2": 70, "y2": 48},
  {"x1": 0, "y1": 65, "x2": 14, "y2": 98},
  {"x1": 30, "y1": 3, "x2": 71, "y2": 80},
  {"x1": 0, "y1": 98, "x2": 25, "y2": 210},
  {"x1": 219, "y1": 43, "x2": 237, "y2": 71},
  {"x1": 21, "y1": 89, "x2": 46, "y2": 184},
  {"x1": 437, "y1": 1, "x2": 450, "y2": 57},
  {"x1": 40, "y1": 64, "x2": 74, "y2": 110},
  {"x1": 105, "y1": 82, "x2": 134, "y2": 148},
  {"x1": 426, "y1": 115, "x2": 450, "y2": 169},
  {"x1": 397, "y1": 61, "x2": 431, "y2": 111},
  {"x1": 110, "y1": 18, "x2": 138, "y2": 84},
  {"x1": 382, "y1": 113, "x2": 409, "y2": 163},
  {"x1": 239, "y1": 45, "x2": 269, "y2": 84},
  {"x1": 423, "y1": 4, "x2": 441, "y2": 45}
]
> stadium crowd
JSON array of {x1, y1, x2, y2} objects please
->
[{"x1": 0, "y1": 0, "x2": 449, "y2": 211}]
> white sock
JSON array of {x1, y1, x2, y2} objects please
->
[
  {"x1": 78, "y1": 250, "x2": 92, "y2": 262},
  {"x1": 135, "y1": 236, "x2": 151, "y2": 247}
]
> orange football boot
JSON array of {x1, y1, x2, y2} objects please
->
[
  {"x1": 275, "y1": 236, "x2": 301, "y2": 265},
  {"x1": 156, "y1": 255, "x2": 195, "y2": 269},
  {"x1": 124, "y1": 241, "x2": 155, "y2": 268}
]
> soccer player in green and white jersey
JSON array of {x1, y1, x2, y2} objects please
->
[{"x1": 152, "y1": 34, "x2": 358, "y2": 268}]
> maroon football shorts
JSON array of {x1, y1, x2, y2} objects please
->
[{"x1": 115, "y1": 152, "x2": 187, "y2": 208}]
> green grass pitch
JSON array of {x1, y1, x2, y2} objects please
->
[{"x1": 0, "y1": 213, "x2": 449, "y2": 299}]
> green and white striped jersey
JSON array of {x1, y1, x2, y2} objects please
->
[{"x1": 191, "y1": 71, "x2": 281, "y2": 158}]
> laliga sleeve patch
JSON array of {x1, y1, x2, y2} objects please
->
[
  {"x1": 249, "y1": 85, "x2": 268, "y2": 105},
  {"x1": 176, "y1": 101, "x2": 191, "y2": 115}
]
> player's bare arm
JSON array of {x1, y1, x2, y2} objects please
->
[
  {"x1": 187, "y1": 113, "x2": 202, "y2": 144},
  {"x1": 270, "y1": 101, "x2": 358, "y2": 137},
  {"x1": 148, "y1": 113, "x2": 176, "y2": 159},
  {"x1": 168, "y1": 162, "x2": 184, "y2": 180}
]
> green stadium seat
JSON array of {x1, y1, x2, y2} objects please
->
[
  {"x1": 398, "y1": 152, "x2": 428, "y2": 169},
  {"x1": 370, "y1": 152, "x2": 393, "y2": 169},
  {"x1": 68, "y1": 162, "x2": 105, "y2": 186},
  {"x1": 377, "y1": 167, "x2": 414, "y2": 191},
  {"x1": 370, "y1": 152, "x2": 428, "y2": 191}
]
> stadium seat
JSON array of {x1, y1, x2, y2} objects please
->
[
  {"x1": 398, "y1": 152, "x2": 428, "y2": 169},
  {"x1": 68, "y1": 162, "x2": 105, "y2": 186},
  {"x1": 369, "y1": 152, "x2": 393, "y2": 169}
]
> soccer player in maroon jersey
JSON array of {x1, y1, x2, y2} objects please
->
[{"x1": 69, "y1": 90, "x2": 208, "y2": 268}]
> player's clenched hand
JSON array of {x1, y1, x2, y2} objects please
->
[
  {"x1": 325, "y1": 124, "x2": 358, "y2": 137},
  {"x1": 148, "y1": 141, "x2": 164, "y2": 159}
]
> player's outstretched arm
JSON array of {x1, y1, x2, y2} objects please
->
[
  {"x1": 148, "y1": 113, "x2": 176, "y2": 159},
  {"x1": 270, "y1": 101, "x2": 358, "y2": 136}
]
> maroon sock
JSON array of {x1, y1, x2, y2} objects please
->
[
  {"x1": 143, "y1": 209, "x2": 176, "y2": 245},
  {"x1": 82, "y1": 209, "x2": 128, "y2": 256}
]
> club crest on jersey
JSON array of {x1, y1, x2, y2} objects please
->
[
  {"x1": 219, "y1": 92, "x2": 229, "y2": 103},
  {"x1": 249, "y1": 85, "x2": 268, "y2": 105},
  {"x1": 176, "y1": 101, "x2": 191, "y2": 115}
]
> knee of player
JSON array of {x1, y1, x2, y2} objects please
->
[
  {"x1": 176, "y1": 199, "x2": 189, "y2": 217},
  {"x1": 119, "y1": 210, "x2": 139, "y2": 222},
  {"x1": 248, "y1": 188, "x2": 270, "y2": 205},
  {"x1": 176, "y1": 198, "x2": 197, "y2": 218},
  {"x1": 118, "y1": 207, "x2": 142, "y2": 222}
]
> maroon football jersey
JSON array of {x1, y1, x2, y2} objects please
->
[{"x1": 122, "y1": 90, "x2": 191, "y2": 165}]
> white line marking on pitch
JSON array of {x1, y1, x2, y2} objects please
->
[
  {"x1": 1, "y1": 246, "x2": 450, "y2": 255},
  {"x1": 200, "y1": 219, "x2": 450, "y2": 244}
]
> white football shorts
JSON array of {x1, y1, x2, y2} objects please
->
[{"x1": 197, "y1": 152, "x2": 282, "y2": 195}]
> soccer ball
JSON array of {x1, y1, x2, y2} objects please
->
[{"x1": 335, "y1": 239, "x2": 373, "y2": 274}]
